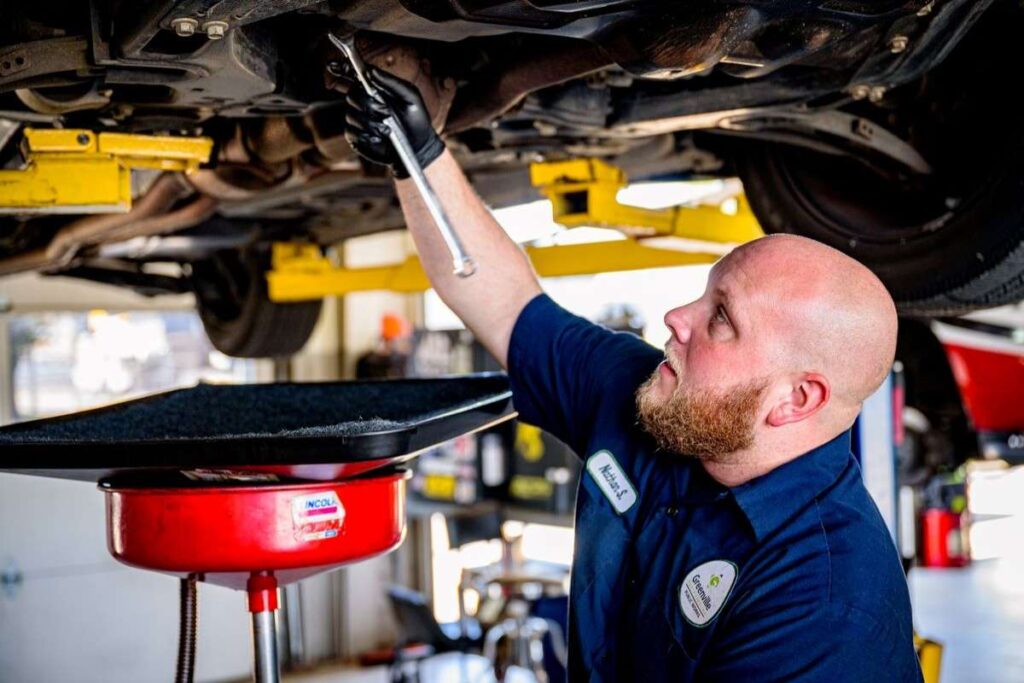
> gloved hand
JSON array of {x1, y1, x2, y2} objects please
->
[{"x1": 344, "y1": 68, "x2": 446, "y2": 179}]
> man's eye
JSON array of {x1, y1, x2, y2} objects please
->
[{"x1": 711, "y1": 306, "x2": 729, "y2": 326}]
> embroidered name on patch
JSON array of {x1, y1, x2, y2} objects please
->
[
  {"x1": 679, "y1": 560, "x2": 737, "y2": 627},
  {"x1": 586, "y1": 450, "x2": 637, "y2": 514}
]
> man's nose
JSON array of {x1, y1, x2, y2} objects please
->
[{"x1": 664, "y1": 306, "x2": 693, "y2": 345}]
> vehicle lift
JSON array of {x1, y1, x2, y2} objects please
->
[
  {"x1": 0, "y1": 128, "x2": 760, "y2": 294},
  {"x1": 0, "y1": 128, "x2": 211, "y2": 214}
]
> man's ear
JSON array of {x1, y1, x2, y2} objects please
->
[{"x1": 766, "y1": 373, "x2": 830, "y2": 427}]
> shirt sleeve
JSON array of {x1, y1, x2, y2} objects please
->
[
  {"x1": 699, "y1": 599, "x2": 923, "y2": 682},
  {"x1": 506, "y1": 293, "x2": 663, "y2": 456}
]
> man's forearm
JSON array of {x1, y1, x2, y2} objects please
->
[{"x1": 394, "y1": 150, "x2": 541, "y2": 366}]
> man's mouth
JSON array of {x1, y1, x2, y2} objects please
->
[{"x1": 658, "y1": 359, "x2": 677, "y2": 381}]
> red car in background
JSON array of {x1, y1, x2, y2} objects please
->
[
  {"x1": 898, "y1": 306, "x2": 1024, "y2": 476},
  {"x1": 932, "y1": 311, "x2": 1024, "y2": 464}
]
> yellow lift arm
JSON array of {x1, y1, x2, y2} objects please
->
[
  {"x1": 265, "y1": 157, "x2": 763, "y2": 301},
  {"x1": 267, "y1": 241, "x2": 721, "y2": 301},
  {"x1": 529, "y1": 158, "x2": 762, "y2": 243},
  {"x1": 0, "y1": 128, "x2": 212, "y2": 214}
]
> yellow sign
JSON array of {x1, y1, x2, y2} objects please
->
[
  {"x1": 422, "y1": 474, "x2": 458, "y2": 501},
  {"x1": 510, "y1": 475, "x2": 553, "y2": 501},
  {"x1": 515, "y1": 423, "x2": 545, "y2": 462}
]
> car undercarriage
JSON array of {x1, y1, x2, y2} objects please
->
[{"x1": 0, "y1": 0, "x2": 1020, "y2": 356}]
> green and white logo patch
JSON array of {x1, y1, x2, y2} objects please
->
[
  {"x1": 679, "y1": 560, "x2": 737, "y2": 627},
  {"x1": 586, "y1": 450, "x2": 637, "y2": 514}
]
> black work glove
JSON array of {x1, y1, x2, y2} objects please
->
[{"x1": 344, "y1": 68, "x2": 445, "y2": 179}]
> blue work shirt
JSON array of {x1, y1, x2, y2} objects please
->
[{"x1": 507, "y1": 294, "x2": 921, "y2": 682}]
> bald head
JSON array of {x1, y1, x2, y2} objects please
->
[
  {"x1": 638, "y1": 233, "x2": 897, "y2": 481},
  {"x1": 723, "y1": 234, "x2": 898, "y2": 414}
]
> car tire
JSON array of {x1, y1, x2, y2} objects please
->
[
  {"x1": 191, "y1": 249, "x2": 322, "y2": 358},
  {"x1": 735, "y1": 143, "x2": 1024, "y2": 316},
  {"x1": 733, "y1": 3, "x2": 1024, "y2": 316}
]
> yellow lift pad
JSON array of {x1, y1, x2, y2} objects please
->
[{"x1": 0, "y1": 128, "x2": 212, "y2": 214}]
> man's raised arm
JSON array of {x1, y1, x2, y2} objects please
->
[{"x1": 344, "y1": 70, "x2": 541, "y2": 367}]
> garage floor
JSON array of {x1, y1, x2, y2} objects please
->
[
  {"x1": 911, "y1": 558, "x2": 1024, "y2": 683},
  {"x1": 282, "y1": 653, "x2": 534, "y2": 683},
  {"x1": 909, "y1": 465, "x2": 1024, "y2": 683}
]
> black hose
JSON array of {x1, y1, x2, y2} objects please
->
[{"x1": 176, "y1": 576, "x2": 199, "y2": 683}]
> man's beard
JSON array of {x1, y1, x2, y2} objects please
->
[{"x1": 635, "y1": 366, "x2": 767, "y2": 461}]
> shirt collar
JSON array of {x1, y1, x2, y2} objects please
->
[
  {"x1": 728, "y1": 430, "x2": 853, "y2": 542},
  {"x1": 677, "y1": 461, "x2": 730, "y2": 505}
]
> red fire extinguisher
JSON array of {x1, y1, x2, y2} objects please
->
[{"x1": 921, "y1": 507, "x2": 969, "y2": 568}]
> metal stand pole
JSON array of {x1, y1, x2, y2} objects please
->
[
  {"x1": 176, "y1": 576, "x2": 199, "y2": 683},
  {"x1": 248, "y1": 572, "x2": 280, "y2": 683},
  {"x1": 252, "y1": 610, "x2": 279, "y2": 683}
]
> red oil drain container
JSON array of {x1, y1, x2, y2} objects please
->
[{"x1": 101, "y1": 469, "x2": 409, "y2": 682}]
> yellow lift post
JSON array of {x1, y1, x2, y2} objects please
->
[
  {"x1": 0, "y1": 128, "x2": 212, "y2": 214},
  {"x1": 266, "y1": 158, "x2": 762, "y2": 301}
]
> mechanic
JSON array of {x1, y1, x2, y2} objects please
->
[{"x1": 345, "y1": 71, "x2": 922, "y2": 682}]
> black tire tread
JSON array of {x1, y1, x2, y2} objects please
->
[{"x1": 193, "y1": 250, "x2": 322, "y2": 358}]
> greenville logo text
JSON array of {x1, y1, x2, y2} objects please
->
[{"x1": 690, "y1": 573, "x2": 714, "y2": 611}]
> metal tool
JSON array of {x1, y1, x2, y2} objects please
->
[{"x1": 328, "y1": 32, "x2": 476, "y2": 278}]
